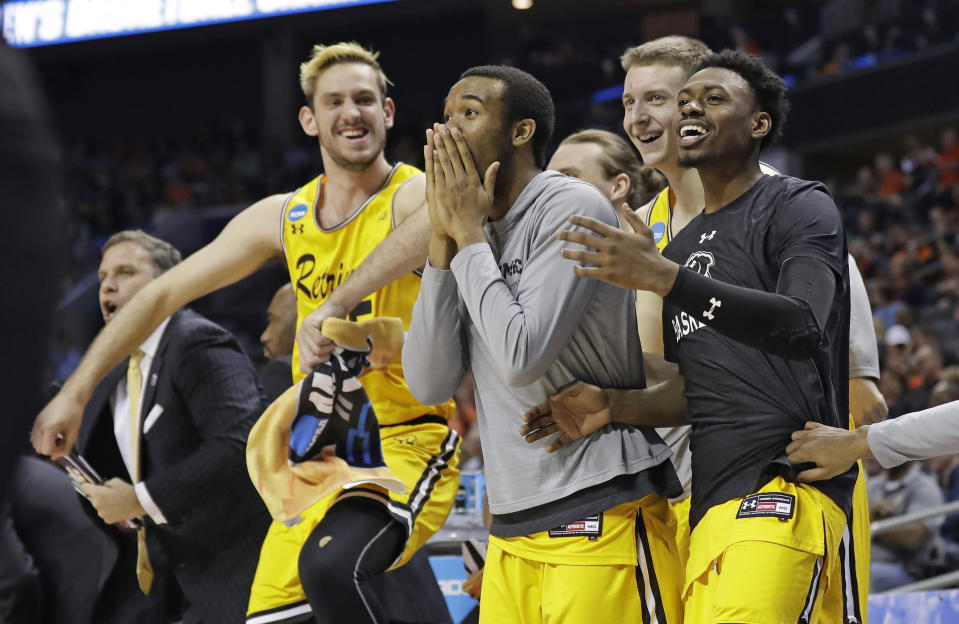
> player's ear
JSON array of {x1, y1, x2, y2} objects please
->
[
  {"x1": 511, "y1": 119, "x2": 536, "y2": 148},
  {"x1": 299, "y1": 106, "x2": 318, "y2": 137},
  {"x1": 383, "y1": 97, "x2": 396, "y2": 131},
  {"x1": 752, "y1": 111, "x2": 772, "y2": 142},
  {"x1": 610, "y1": 173, "x2": 631, "y2": 204}
]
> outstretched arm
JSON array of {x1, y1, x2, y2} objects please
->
[
  {"x1": 788, "y1": 400, "x2": 959, "y2": 480},
  {"x1": 521, "y1": 375, "x2": 687, "y2": 452},
  {"x1": 31, "y1": 195, "x2": 285, "y2": 458},
  {"x1": 785, "y1": 422, "x2": 872, "y2": 482},
  {"x1": 296, "y1": 174, "x2": 432, "y2": 373}
]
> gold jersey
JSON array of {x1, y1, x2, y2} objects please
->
[
  {"x1": 280, "y1": 163, "x2": 454, "y2": 425},
  {"x1": 643, "y1": 187, "x2": 675, "y2": 254}
]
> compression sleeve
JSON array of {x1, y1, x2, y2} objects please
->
[{"x1": 664, "y1": 255, "x2": 836, "y2": 360}]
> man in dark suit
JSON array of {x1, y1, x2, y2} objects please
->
[
  {"x1": 9, "y1": 456, "x2": 115, "y2": 624},
  {"x1": 77, "y1": 230, "x2": 270, "y2": 623},
  {"x1": 258, "y1": 283, "x2": 297, "y2": 403}
]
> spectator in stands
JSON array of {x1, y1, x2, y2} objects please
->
[
  {"x1": 884, "y1": 324, "x2": 912, "y2": 369},
  {"x1": 888, "y1": 251, "x2": 928, "y2": 308},
  {"x1": 868, "y1": 459, "x2": 946, "y2": 591},
  {"x1": 900, "y1": 135, "x2": 939, "y2": 197},
  {"x1": 935, "y1": 247, "x2": 959, "y2": 306},
  {"x1": 898, "y1": 343, "x2": 946, "y2": 413},
  {"x1": 937, "y1": 128, "x2": 959, "y2": 190},
  {"x1": 821, "y1": 42, "x2": 853, "y2": 76},
  {"x1": 876, "y1": 152, "x2": 906, "y2": 198}
]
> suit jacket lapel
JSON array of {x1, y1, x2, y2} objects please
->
[
  {"x1": 78, "y1": 362, "x2": 126, "y2": 452},
  {"x1": 140, "y1": 354, "x2": 162, "y2": 431},
  {"x1": 140, "y1": 312, "x2": 179, "y2": 433}
]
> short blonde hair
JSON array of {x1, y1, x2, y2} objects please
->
[
  {"x1": 620, "y1": 36, "x2": 712, "y2": 76},
  {"x1": 298, "y1": 41, "x2": 392, "y2": 105}
]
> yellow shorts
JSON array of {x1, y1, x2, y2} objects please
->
[
  {"x1": 684, "y1": 476, "x2": 848, "y2": 624},
  {"x1": 480, "y1": 495, "x2": 683, "y2": 624},
  {"x1": 822, "y1": 454, "x2": 870, "y2": 623},
  {"x1": 669, "y1": 496, "x2": 691, "y2": 574},
  {"x1": 246, "y1": 419, "x2": 460, "y2": 621}
]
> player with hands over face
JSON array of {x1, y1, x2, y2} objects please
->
[{"x1": 405, "y1": 65, "x2": 684, "y2": 624}]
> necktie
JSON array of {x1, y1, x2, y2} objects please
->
[{"x1": 127, "y1": 349, "x2": 153, "y2": 595}]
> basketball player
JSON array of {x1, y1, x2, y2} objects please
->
[
  {"x1": 546, "y1": 128, "x2": 664, "y2": 226},
  {"x1": 621, "y1": 38, "x2": 877, "y2": 624},
  {"x1": 32, "y1": 43, "x2": 459, "y2": 624},
  {"x1": 542, "y1": 37, "x2": 877, "y2": 623},
  {"x1": 404, "y1": 65, "x2": 683, "y2": 624},
  {"x1": 526, "y1": 51, "x2": 855, "y2": 623}
]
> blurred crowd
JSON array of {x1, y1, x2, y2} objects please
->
[
  {"x1": 822, "y1": 123, "x2": 959, "y2": 590},
  {"x1": 61, "y1": 123, "x2": 319, "y2": 283},
  {"x1": 702, "y1": 0, "x2": 959, "y2": 85},
  {"x1": 837, "y1": 125, "x2": 959, "y2": 412}
]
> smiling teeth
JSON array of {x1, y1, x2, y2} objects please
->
[
  {"x1": 680, "y1": 124, "x2": 707, "y2": 137},
  {"x1": 342, "y1": 129, "x2": 365, "y2": 138},
  {"x1": 640, "y1": 133, "x2": 660, "y2": 141}
]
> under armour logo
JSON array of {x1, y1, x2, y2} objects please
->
[
  {"x1": 291, "y1": 223, "x2": 304, "y2": 235},
  {"x1": 742, "y1": 498, "x2": 757, "y2": 511},
  {"x1": 703, "y1": 297, "x2": 721, "y2": 321},
  {"x1": 699, "y1": 230, "x2": 716, "y2": 243}
]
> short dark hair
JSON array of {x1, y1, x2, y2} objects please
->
[
  {"x1": 693, "y1": 50, "x2": 790, "y2": 151},
  {"x1": 460, "y1": 65, "x2": 555, "y2": 168},
  {"x1": 103, "y1": 230, "x2": 182, "y2": 275}
]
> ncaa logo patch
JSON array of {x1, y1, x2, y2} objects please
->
[
  {"x1": 287, "y1": 203, "x2": 308, "y2": 222},
  {"x1": 650, "y1": 221, "x2": 666, "y2": 243}
]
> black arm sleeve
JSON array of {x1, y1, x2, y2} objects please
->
[{"x1": 664, "y1": 256, "x2": 837, "y2": 360}]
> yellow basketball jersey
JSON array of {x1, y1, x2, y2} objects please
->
[
  {"x1": 281, "y1": 163, "x2": 454, "y2": 425},
  {"x1": 644, "y1": 187, "x2": 675, "y2": 254}
]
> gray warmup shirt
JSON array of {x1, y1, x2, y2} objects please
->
[{"x1": 404, "y1": 171, "x2": 677, "y2": 537}]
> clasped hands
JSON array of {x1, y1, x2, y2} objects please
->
[{"x1": 424, "y1": 124, "x2": 498, "y2": 259}]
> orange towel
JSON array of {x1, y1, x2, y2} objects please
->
[{"x1": 247, "y1": 317, "x2": 406, "y2": 525}]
